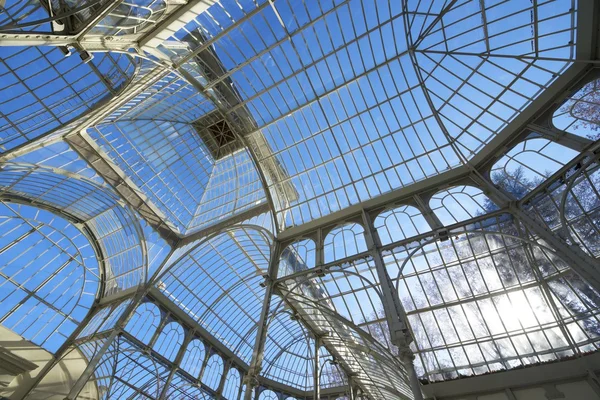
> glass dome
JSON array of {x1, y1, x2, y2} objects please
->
[{"x1": 1, "y1": 0, "x2": 600, "y2": 399}]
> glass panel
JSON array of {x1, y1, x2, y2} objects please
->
[
  {"x1": 553, "y1": 78, "x2": 600, "y2": 139},
  {"x1": 324, "y1": 222, "x2": 367, "y2": 263},
  {"x1": 430, "y1": 185, "x2": 497, "y2": 225},
  {"x1": 491, "y1": 138, "x2": 578, "y2": 199}
]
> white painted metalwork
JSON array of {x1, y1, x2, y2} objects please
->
[{"x1": 1, "y1": 0, "x2": 600, "y2": 399}]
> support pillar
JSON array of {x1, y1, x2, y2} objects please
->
[
  {"x1": 360, "y1": 210, "x2": 424, "y2": 400},
  {"x1": 396, "y1": 336, "x2": 424, "y2": 400},
  {"x1": 314, "y1": 335, "x2": 320, "y2": 400},
  {"x1": 243, "y1": 241, "x2": 282, "y2": 400}
]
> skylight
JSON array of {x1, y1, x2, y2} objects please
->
[{"x1": 0, "y1": 1, "x2": 598, "y2": 400}]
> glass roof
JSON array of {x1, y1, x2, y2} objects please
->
[
  {"x1": 0, "y1": 0, "x2": 598, "y2": 399},
  {"x1": 151, "y1": 0, "x2": 577, "y2": 228}
]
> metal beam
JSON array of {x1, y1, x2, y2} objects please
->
[
  {"x1": 361, "y1": 210, "x2": 424, "y2": 400},
  {"x1": 75, "y1": 0, "x2": 126, "y2": 38},
  {"x1": 0, "y1": 33, "x2": 75, "y2": 46},
  {"x1": 66, "y1": 132, "x2": 180, "y2": 244},
  {"x1": 314, "y1": 335, "x2": 320, "y2": 400},
  {"x1": 243, "y1": 241, "x2": 281, "y2": 400},
  {"x1": 178, "y1": 202, "x2": 272, "y2": 246},
  {"x1": 138, "y1": 0, "x2": 217, "y2": 48},
  {"x1": 277, "y1": 165, "x2": 472, "y2": 241}
]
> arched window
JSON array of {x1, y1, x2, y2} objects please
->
[
  {"x1": 491, "y1": 138, "x2": 578, "y2": 199},
  {"x1": 259, "y1": 389, "x2": 279, "y2": 400},
  {"x1": 180, "y1": 339, "x2": 205, "y2": 378},
  {"x1": 553, "y1": 78, "x2": 600, "y2": 139},
  {"x1": 124, "y1": 302, "x2": 162, "y2": 345},
  {"x1": 278, "y1": 238, "x2": 316, "y2": 278},
  {"x1": 202, "y1": 354, "x2": 224, "y2": 390},
  {"x1": 222, "y1": 366, "x2": 241, "y2": 400},
  {"x1": 375, "y1": 205, "x2": 430, "y2": 245},
  {"x1": 153, "y1": 321, "x2": 184, "y2": 361},
  {"x1": 0, "y1": 202, "x2": 99, "y2": 352},
  {"x1": 240, "y1": 382, "x2": 247, "y2": 400},
  {"x1": 430, "y1": 186, "x2": 497, "y2": 225},
  {"x1": 261, "y1": 313, "x2": 312, "y2": 390},
  {"x1": 324, "y1": 223, "x2": 367, "y2": 263}
]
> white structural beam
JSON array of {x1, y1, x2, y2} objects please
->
[{"x1": 139, "y1": 0, "x2": 217, "y2": 48}]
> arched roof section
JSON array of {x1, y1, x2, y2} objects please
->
[
  {"x1": 278, "y1": 287, "x2": 412, "y2": 400},
  {"x1": 11, "y1": 140, "x2": 171, "y2": 279},
  {"x1": 89, "y1": 120, "x2": 217, "y2": 233},
  {"x1": 0, "y1": 163, "x2": 147, "y2": 294},
  {"x1": 0, "y1": 46, "x2": 137, "y2": 152},
  {"x1": 318, "y1": 346, "x2": 348, "y2": 389},
  {"x1": 559, "y1": 157, "x2": 600, "y2": 258},
  {"x1": 284, "y1": 258, "x2": 391, "y2": 351},
  {"x1": 189, "y1": 147, "x2": 267, "y2": 233},
  {"x1": 412, "y1": 1, "x2": 575, "y2": 158},
  {"x1": 166, "y1": 377, "x2": 211, "y2": 399},
  {"x1": 11, "y1": 141, "x2": 105, "y2": 184},
  {"x1": 261, "y1": 310, "x2": 313, "y2": 390},
  {"x1": 87, "y1": 335, "x2": 171, "y2": 398},
  {"x1": 0, "y1": 201, "x2": 100, "y2": 353},
  {"x1": 88, "y1": 72, "x2": 267, "y2": 236},
  {"x1": 152, "y1": 0, "x2": 577, "y2": 229},
  {"x1": 106, "y1": 72, "x2": 214, "y2": 123},
  {"x1": 156, "y1": 226, "x2": 272, "y2": 363},
  {"x1": 553, "y1": 78, "x2": 600, "y2": 139}
]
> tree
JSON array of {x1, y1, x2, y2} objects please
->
[
  {"x1": 558, "y1": 79, "x2": 600, "y2": 140},
  {"x1": 362, "y1": 166, "x2": 600, "y2": 383},
  {"x1": 488, "y1": 168, "x2": 600, "y2": 341}
]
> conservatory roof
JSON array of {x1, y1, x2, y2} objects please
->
[
  {"x1": 0, "y1": 0, "x2": 599, "y2": 399},
  {"x1": 1, "y1": 0, "x2": 589, "y2": 236}
]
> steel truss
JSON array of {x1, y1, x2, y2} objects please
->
[{"x1": 1, "y1": 0, "x2": 600, "y2": 399}]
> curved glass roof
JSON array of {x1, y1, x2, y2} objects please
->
[{"x1": 1, "y1": 0, "x2": 599, "y2": 399}]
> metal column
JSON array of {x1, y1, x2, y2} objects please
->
[
  {"x1": 314, "y1": 335, "x2": 320, "y2": 400},
  {"x1": 243, "y1": 241, "x2": 282, "y2": 400},
  {"x1": 361, "y1": 210, "x2": 424, "y2": 400}
]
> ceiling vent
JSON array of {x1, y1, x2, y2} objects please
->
[{"x1": 193, "y1": 118, "x2": 242, "y2": 160}]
